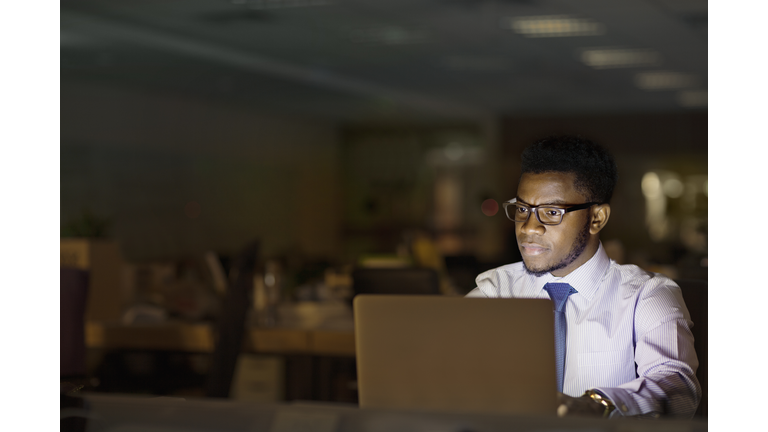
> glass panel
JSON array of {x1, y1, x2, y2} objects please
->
[
  {"x1": 537, "y1": 207, "x2": 564, "y2": 224},
  {"x1": 513, "y1": 204, "x2": 530, "y2": 222}
]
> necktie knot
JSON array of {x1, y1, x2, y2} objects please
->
[{"x1": 543, "y1": 282, "x2": 577, "y2": 312}]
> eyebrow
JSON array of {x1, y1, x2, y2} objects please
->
[{"x1": 515, "y1": 197, "x2": 569, "y2": 206}]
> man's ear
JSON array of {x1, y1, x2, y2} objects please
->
[{"x1": 589, "y1": 204, "x2": 611, "y2": 235}]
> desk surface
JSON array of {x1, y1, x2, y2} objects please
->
[
  {"x1": 86, "y1": 322, "x2": 356, "y2": 356},
  {"x1": 78, "y1": 393, "x2": 709, "y2": 432}
]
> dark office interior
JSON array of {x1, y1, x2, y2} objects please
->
[{"x1": 59, "y1": 1, "x2": 708, "y2": 431}]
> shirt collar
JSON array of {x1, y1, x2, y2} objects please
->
[{"x1": 529, "y1": 241, "x2": 611, "y2": 300}]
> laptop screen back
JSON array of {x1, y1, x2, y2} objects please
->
[{"x1": 354, "y1": 295, "x2": 557, "y2": 416}]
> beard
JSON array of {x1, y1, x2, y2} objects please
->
[{"x1": 522, "y1": 219, "x2": 590, "y2": 277}]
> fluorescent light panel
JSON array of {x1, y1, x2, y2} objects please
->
[
  {"x1": 505, "y1": 15, "x2": 605, "y2": 37},
  {"x1": 635, "y1": 71, "x2": 699, "y2": 90},
  {"x1": 580, "y1": 48, "x2": 661, "y2": 69}
]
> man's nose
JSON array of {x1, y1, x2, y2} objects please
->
[{"x1": 519, "y1": 211, "x2": 546, "y2": 235}]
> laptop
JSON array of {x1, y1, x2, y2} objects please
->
[{"x1": 354, "y1": 295, "x2": 557, "y2": 416}]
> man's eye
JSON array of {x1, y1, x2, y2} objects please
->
[
  {"x1": 543, "y1": 209, "x2": 561, "y2": 217},
  {"x1": 516, "y1": 206, "x2": 529, "y2": 214}
]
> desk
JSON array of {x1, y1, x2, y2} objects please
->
[
  {"x1": 76, "y1": 393, "x2": 709, "y2": 432},
  {"x1": 85, "y1": 322, "x2": 357, "y2": 356}
]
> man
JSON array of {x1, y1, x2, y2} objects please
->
[{"x1": 466, "y1": 136, "x2": 700, "y2": 418}]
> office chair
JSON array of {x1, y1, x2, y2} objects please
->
[
  {"x1": 206, "y1": 241, "x2": 260, "y2": 398},
  {"x1": 61, "y1": 268, "x2": 90, "y2": 379}
]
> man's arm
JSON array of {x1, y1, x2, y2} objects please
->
[
  {"x1": 592, "y1": 282, "x2": 701, "y2": 418},
  {"x1": 465, "y1": 287, "x2": 487, "y2": 298}
]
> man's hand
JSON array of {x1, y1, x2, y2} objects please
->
[{"x1": 556, "y1": 392, "x2": 606, "y2": 418}]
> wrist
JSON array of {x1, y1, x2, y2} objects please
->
[{"x1": 583, "y1": 389, "x2": 616, "y2": 418}]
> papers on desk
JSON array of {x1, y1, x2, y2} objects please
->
[{"x1": 275, "y1": 301, "x2": 354, "y2": 331}]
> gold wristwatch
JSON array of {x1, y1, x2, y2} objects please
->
[{"x1": 584, "y1": 389, "x2": 616, "y2": 418}]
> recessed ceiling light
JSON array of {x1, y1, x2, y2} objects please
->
[
  {"x1": 580, "y1": 48, "x2": 661, "y2": 69},
  {"x1": 634, "y1": 71, "x2": 700, "y2": 90},
  {"x1": 677, "y1": 90, "x2": 707, "y2": 107},
  {"x1": 503, "y1": 15, "x2": 605, "y2": 38}
]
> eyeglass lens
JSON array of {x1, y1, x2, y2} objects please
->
[{"x1": 510, "y1": 204, "x2": 563, "y2": 225}]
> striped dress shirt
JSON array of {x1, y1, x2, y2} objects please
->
[{"x1": 466, "y1": 242, "x2": 701, "y2": 418}]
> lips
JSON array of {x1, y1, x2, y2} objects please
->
[{"x1": 519, "y1": 242, "x2": 549, "y2": 256}]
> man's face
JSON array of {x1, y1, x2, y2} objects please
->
[{"x1": 515, "y1": 172, "x2": 594, "y2": 277}]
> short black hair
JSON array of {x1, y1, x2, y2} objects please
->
[{"x1": 521, "y1": 135, "x2": 618, "y2": 204}]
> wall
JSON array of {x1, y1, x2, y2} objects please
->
[
  {"x1": 338, "y1": 123, "x2": 503, "y2": 261},
  {"x1": 61, "y1": 79, "x2": 707, "y2": 279},
  {"x1": 61, "y1": 80, "x2": 342, "y2": 262}
]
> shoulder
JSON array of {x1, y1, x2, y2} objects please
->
[
  {"x1": 604, "y1": 262, "x2": 676, "y2": 292},
  {"x1": 608, "y1": 263, "x2": 688, "y2": 321},
  {"x1": 474, "y1": 262, "x2": 527, "y2": 298}
]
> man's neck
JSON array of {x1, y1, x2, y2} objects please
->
[{"x1": 549, "y1": 238, "x2": 600, "y2": 278}]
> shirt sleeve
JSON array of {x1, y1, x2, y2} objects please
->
[
  {"x1": 594, "y1": 281, "x2": 701, "y2": 418},
  {"x1": 465, "y1": 287, "x2": 487, "y2": 298}
]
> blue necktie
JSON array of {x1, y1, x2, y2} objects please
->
[{"x1": 543, "y1": 282, "x2": 578, "y2": 393}]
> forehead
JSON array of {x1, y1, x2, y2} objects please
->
[{"x1": 516, "y1": 172, "x2": 585, "y2": 205}]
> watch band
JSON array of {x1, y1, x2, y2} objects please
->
[{"x1": 583, "y1": 389, "x2": 616, "y2": 418}]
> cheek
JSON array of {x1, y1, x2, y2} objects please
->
[
  {"x1": 558, "y1": 220, "x2": 586, "y2": 243},
  {"x1": 547, "y1": 234, "x2": 567, "y2": 256},
  {"x1": 514, "y1": 225, "x2": 524, "y2": 240}
]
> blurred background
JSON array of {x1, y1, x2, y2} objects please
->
[{"x1": 60, "y1": 0, "x2": 707, "y2": 411}]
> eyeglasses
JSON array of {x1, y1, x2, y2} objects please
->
[{"x1": 502, "y1": 198, "x2": 599, "y2": 226}]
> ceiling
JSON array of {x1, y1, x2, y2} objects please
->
[{"x1": 61, "y1": 0, "x2": 708, "y2": 122}]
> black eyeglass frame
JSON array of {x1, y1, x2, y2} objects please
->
[{"x1": 502, "y1": 198, "x2": 600, "y2": 226}]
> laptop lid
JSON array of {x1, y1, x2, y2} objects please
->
[{"x1": 354, "y1": 295, "x2": 557, "y2": 416}]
